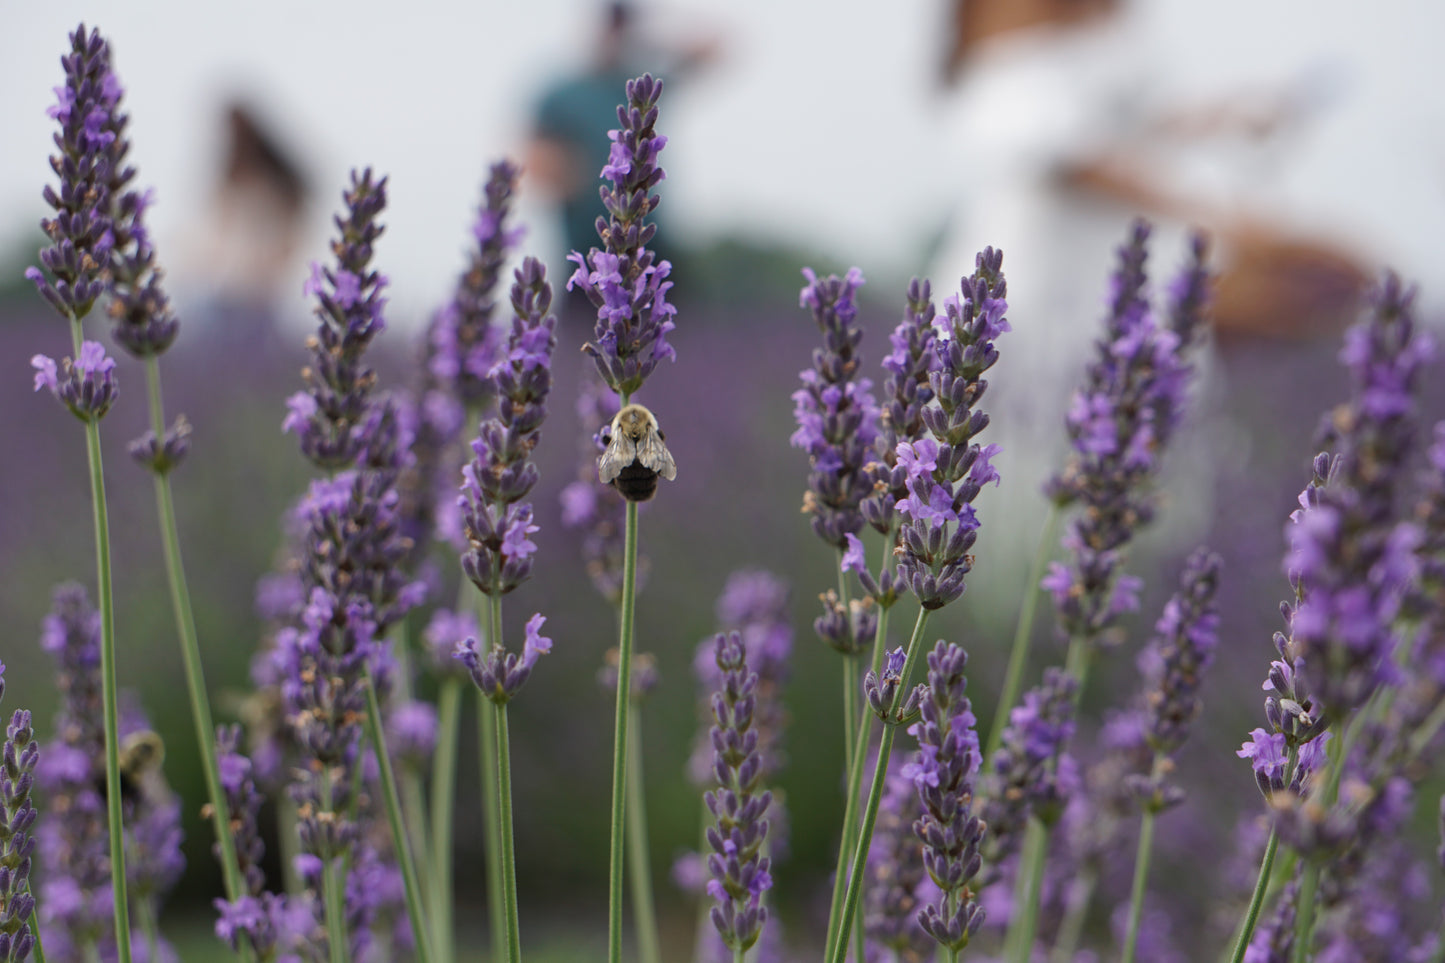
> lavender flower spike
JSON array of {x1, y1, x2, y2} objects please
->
[
  {"x1": 896, "y1": 249, "x2": 1009, "y2": 610},
  {"x1": 569, "y1": 75, "x2": 676, "y2": 397},
  {"x1": 0, "y1": 664, "x2": 38, "y2": 963},
  {"x1": 32, "y1": 341, "x2": 119, "y2": 422},
  {"x1": 429, "y1": 160, "x2": 524, "y2": 409},
  {"x1": 906, "y1": 641, "x2": 986, "y2": 952},
  {"x1": 459, "y1": 256, "x2": 558, "y2": 598},
  {"x1": 982, "y1": 667, "x2": 1078, "y2": 874},
  {"x1": 284, "y1": 168, "x2": 390, "y2": 470},
  {"x1": 26, "y1": 24, "x2": 124, "y2": 321},
  {"x1": 704, "y1": 632, "x2": 773, "y2": 954},
  {"x1": 793, "y1": 266, "x2": 878, "y2": 555},
  {"x1": 1043, "y1": 221, "x2": 1195, "y2": 650}
]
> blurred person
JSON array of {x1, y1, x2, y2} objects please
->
[
  {"x1": 524, "y1": 1, "x2": 721, "y2": 271},
  {"x1": 930, "y1": 0, "x2": 1368, "y2": 623},
  {"x1": 182, "y1": 101, "x2": 310, "y2": 344}
]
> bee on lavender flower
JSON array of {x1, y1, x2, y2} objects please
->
[
  {"x1": 598, "y1": 404, "x2": 676, "y2": 502},
  {"x1": 101, "y1": 729, "x2": 166, "y2": 805}
]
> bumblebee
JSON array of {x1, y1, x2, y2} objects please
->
[
  {"x1": 598, "y1": 404, "x2": 676, "y2": 502},
  {"x1": 97, "y1": 729, "x2": 167, "y2": 806}
]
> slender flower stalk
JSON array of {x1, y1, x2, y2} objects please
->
[
  {"x1": 92, "y1": 59, "x2": 250, "y2": 920},
  {"x1": 26, "y1": 25, "x2": 132, "y2": 963},
  {"x1": 562, "y1": 73, "x2": 676, "y2": 963},
  {"x1": 1119, "y1": 549, "x2": 1221, "y2": 962},
  {"x1": 453, "y1": 254, "x2": 560, "y2": 963}
]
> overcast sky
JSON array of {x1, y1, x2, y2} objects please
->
[{"x1": 3, "y1": 1, "x2": 1443, "y2": 323}]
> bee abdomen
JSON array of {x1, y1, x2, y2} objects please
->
[{"x1": 613, "y1": 460, "x2": 660, "y2": 502}]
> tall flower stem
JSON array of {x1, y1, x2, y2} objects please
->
[
  {"x1": 1120, "y1": 806, "x2": 1158, "y2": 963},
  {"x1": 495, "y1": 701, "x2": 521, "y2": 963},
  {"x1": 985, "y1": 505, "x2": 1060, "y2": 760},
  {"x1": 142, "y1": 357, "x2": 249, "y2": 908},
  {"x1": 1050, "y1": 869, "x2": 1098, "y2": 963},
  {"x1": 626, "y1": 705, "x2": 661, "y2": 963},
  {"x1": 323, "y1": 782, "x2": 347, "y2": 963},
  {"x1": 478, "y1": 703, "x2": 504, "y2": 962},
  {"x1": 607, "y1": 499, "x2": 640, "y2": 963},
  {"x1": 29, "y1": 908, "x2": 46, "y2": 963},
  {"x1": 826, "y1": 608, "x2": 931, "y2": 963},
  {"x1": 430, "y1": 674, "x2": 463, "y2": 963},
  {"x1": 1289, "y1": 865, "x2": 1318, "y2": 963},
  {"x1": 362, "y1": 668, "x2": 435, "y2": 963},
  {"x1": 1228, "y1": 754, "x2": 1290, "y2": 963},
  {"x1": 1007, "y1": 819, "x2": 1050, "y2": 963},
  {"x1": 476, "y1": 593, "x2": 505, "y2": 963},
  {"x1": 486, "y1": 594, "x2": 522, "y2": 963},
  {"x1": 69, "y1": 316, "x2": 132, "y2": 963}
]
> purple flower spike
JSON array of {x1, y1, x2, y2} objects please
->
[
  {"x1": 571, "y1": 75, "x2": 676, "y2": 396},
  {"x1": 1044, "y1": 220, "x2": 1204, "y2": 651},
  {"x1": 982, "y1": 667, "x2": 1077, "y2": 876},
  {"x1": 106, "y1": 174, "x2": 179, "y2": 360},
  {"x1": 0, "y1": 667, "x2": 39, "y2": 963},
  {"x1": 28, "y1": 24, "x2": 126, "y2": 321},
  {"x1": 31, "y1": 341, "x2": 119, "y2": 422},
  {"x1": 703, "y1": 632, "x2": 773, "y2": 954},
  {"x1": 1282, "y1": 274, "x2": 1431, "y2": 725},
  {"x1": 906, "y1": 641, "x2": 986, "y2": 952},
  {"x1": 894, "y1": 249, "x2": 1009, "y2": 611},
  {"x1": 459, "y1": 256, "x2": 558, "y2": 600},
  {"x1": 793, "y1": 266, "x2": 878, "y2": 557},
  {"x1": 428, "y1": 161, "x2": 523, "y2": 409},
  {"x1": 455, "y1": 611, "x2": 553, "y2": 706},
  {"x1": 286, "y1": 168, "x2": 391, "y2": 471}
]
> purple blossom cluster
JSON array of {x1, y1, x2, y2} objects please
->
[
  {"x1": 703, "y1": 632, "x2": 773, "y2": 955},
  {"x1": 456, "y1": 257, "x2": 557, "y2": 598},
  {"x1": 428, "y1": 161, "x2": 524, "y2": 409},
  {"x1": 905, "y1": 642, "x2": 986, "y2": 952},
  {"x1": 1042, "y1": 222, "x2": 1201, "y2": 648},
  {"x1": 859, "y1": 278, "x2": 940, "y2": 542},
  {"x1": 283, "y1": 169, "x2": 391, "y2": 470},
  {"x1": 454, "y1": 257, "x2": 559, "y2": 702},
  {"x1": 792, "y1": 267, "x2": 878, "y2": 551},
  {"x1": 31, "y1": 342, "x2": 118, "y2": 423},
  {"x1": 25, "y1": 25, "x2": 123, "y2": 321},
  {"x1": 0, "y1": 664, "x2": 38, "y2": 963},
  {"x1": 893, "y1": 249, "x2": 1009, "y2": 610},
  {"x1": 569, "y1": 74, "x2": 677, "y2": 397},
  {"x1": 1282, "y1": 275, "x2": 1431, "y2": 723},
  {"x1": 982, "y1": 667, "x2": 1078, "y2": 874}
]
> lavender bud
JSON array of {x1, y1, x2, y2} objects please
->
[
  {"x1": 30, "y1": 342, "x2": 119, "y2": 422},
  {"x1": 127, "y1": 415, "x2": 191, "y2": 474}
]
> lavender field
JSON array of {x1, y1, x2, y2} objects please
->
[{"x1": 2, "y1": 18, "x2": 1443, "y2": 963}]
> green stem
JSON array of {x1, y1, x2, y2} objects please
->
[
  {"x1": 494, "y1": 702, "x2": 521, "y2": 963},
  {"x1": 607, "y1": 500, "x2": 640, "y2": 963},
  {"x1": 985, "y1": 506, "x2": 1059, "y2": 761},
  {"x1": 323, "y1": 770, "x2": 347, "y2": 963},
  {"x1": 842, "y1": 656, "x2": 859, "y2": 788},
  {"x1": 827, "y1": 608, "x2": 931, "y2": 963},
  {"x1": 1120, "y1": 806, "x2": 1158, "y2": 963},
  {"x1": 1007, "y1": 819, "x2": 1049, "y2": 963},
  {"x1": 476, "y1": 589, "x2": 506, "y2": 963},
  {"x1": 71, "y1": 316, "x2": 131, "y2": 963},
  {"x1": 821, "y1": 665, "x2": 878, "y2": 963},
  {"x1": 1290, "y1": 863, "x2": 1318, "y2": 963},
  {"x1": 136, "y1": 900, "x2": 160, "y2": 963},
  {"x1": 28, "y1": 906, "x2": 46, "y2": 963},
  {"x1": 478, "y1": 700, "x2": 505, "y2": 963},
  {"x1": 1050, "y1": 869, "x2": 1097, "y2": 963},
  {"x1": 142, "y1": 358, "x2": 250, "y2": 913},
  {"x1": 430, "y1": 676, "x2": 463, "y2": 963},
  {"x1": 362, "y1": 668, "x2": 435, "y2": 963},
  {"x1": 1227, "y1": 827, "x2": 1279, "y2": 963},
  {"x1": 278, "y1": 800, "x2": 301, "y2": 896},
  {"x1": 389, "y1": 623, "x2": 434, "y2": 923},
  {"x1": 626, "y1": 704, "x2": 662, "y2": 963}
]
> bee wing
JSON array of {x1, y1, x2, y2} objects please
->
[
  {"x1": 598, "y1": 434, "x2": 638, "y2": 483},
  {"x1": 636, "y1": 431, "x2": 677, "y2": 481}
]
